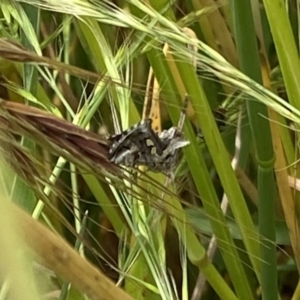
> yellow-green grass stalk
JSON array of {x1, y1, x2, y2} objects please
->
[{"x1": 0, "y1": 154, "x2": 41, "y2": 300}]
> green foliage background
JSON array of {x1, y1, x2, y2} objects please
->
[{"x1": 0, "y1": 0, "x2": 300, "y2": 300}]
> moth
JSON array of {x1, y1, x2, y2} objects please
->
[{"x1": 108, "y1": 98, "x2": 190, "y2": 173}]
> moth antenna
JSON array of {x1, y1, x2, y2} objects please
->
[
  {"x1": 143, "y1": 70, "x2": 155, "y2": 120},
  {"x1": 177, "y1": 94, "x2": 189, "y2": 132}
]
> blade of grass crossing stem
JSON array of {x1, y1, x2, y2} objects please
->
[
  {"x1": 231, "y1": 1, "x2": 277, "y2": 298},
  {"x1": 175, "y1": 53, "x2": 262, "y2": 270},
  {"x1": 164, "y1": 49, "x2": 262, "y2": 291}
]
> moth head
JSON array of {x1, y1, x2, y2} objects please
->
[{"x1": 159, "y1": 127, "x2": 190, "y2": 152}]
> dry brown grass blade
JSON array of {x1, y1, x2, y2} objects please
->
[
  {"x1": 0, "y1": 100, "x2": 118, "y2": 174},
  {"x1": 0, "y1": 38, "x2": 106, "y2": 84},
  {"x1": 9, "y1": 201, "x2": 134, "y2": 300}
]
